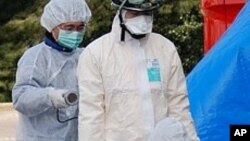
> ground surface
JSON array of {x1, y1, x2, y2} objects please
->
[{"x1": 0, "y1": 103, "x2": 18, "y2": 141}]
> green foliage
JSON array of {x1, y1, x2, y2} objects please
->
[
  {"x1": 84, "y1": 1, "x2": 116, "y2": 46},
  {"x1": 154, "y1": 0, "x2": 203, "y2": 73},
  {"x1": 0, "y1": 0, "x2": 48, "y2": 102},
  {"x1": 0, "y1": 0, "x2": 203, "y2": 102}
]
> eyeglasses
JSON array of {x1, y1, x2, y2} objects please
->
[{"x1": 58, "y1": 23, "x2": 86, "y2": 32}]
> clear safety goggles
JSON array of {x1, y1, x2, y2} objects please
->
[{"x1": 58, "y1": 23, "x2": 86, "y2": 32}]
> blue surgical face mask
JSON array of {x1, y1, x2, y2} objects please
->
[{"x1": 57, "y1": 29, "x2": 84, "y2": 49}]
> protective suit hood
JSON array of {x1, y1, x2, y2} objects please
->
[{"x1": 111, "y1": 12, "x2": 134, "y2": 42}]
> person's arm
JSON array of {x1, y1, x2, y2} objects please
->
[
  {"x1": 78, "y1": 48, "x2": 105, "y2": 141},
  {"x1": 12, "y1": 49, "x2": 68, "y2": 117},
  {"x1": 167, "y1": 50, "x2": 200, "y2": 141},
  {"x1": 12, "y1": 49, "x2": 54, "y2": 117}
]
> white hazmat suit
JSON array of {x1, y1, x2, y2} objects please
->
[{"x1": 77, "y1": 13, "x2": 199, "y2": 141}]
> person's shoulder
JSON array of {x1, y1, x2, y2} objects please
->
[
  {"x1": 80, "y1": 33, "x2": 111, "y2": 60},
  {"x1": 21, "y1": 43, "x2": 44, "y2": 57},
  {"x1": 85, "y1": 33, "x2": 111, "y2": 50},
  {"x1": 18, "y1": 43, "x2": 47, "y2": 65},
  {"x1": 149, "y1": 33, "x2": 176, "y2": 51}
]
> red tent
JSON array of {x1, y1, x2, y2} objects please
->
[{"x1": 201, "y1": 0, "x2": 245, "y2": 53}]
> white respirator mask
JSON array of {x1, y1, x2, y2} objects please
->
[{"x1": 124, "y1": 14, "x2": 153, "y2": 35}]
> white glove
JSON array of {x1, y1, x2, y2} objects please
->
[
  {"x1": 48, "y1": 88, "x2": 72, "y2": 109},
  {"x1": 148, "y1": 117, "x2": 191, "y2": 141}
]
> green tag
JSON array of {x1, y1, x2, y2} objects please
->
[{"x1": 147, "y1": 59, "x2": 161, "y2": 82}]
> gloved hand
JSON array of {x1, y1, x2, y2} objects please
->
[
  {"x1": 148, "y1": 117, "x2": 191, "y2": 141},
  {"x1": 48, "y1": 88, "x2": 77, "y2": 109}
]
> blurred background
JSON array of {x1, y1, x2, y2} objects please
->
[{"x1": 0, "y1": 0, "x2": 203, "y2": 103}]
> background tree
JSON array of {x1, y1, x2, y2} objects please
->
[
  {"x1": 0, "y1": 0, "x2": 48, "y2": 102},
  {"x1": 0, "y1": 0, "x2": 203, "y2": 102}
]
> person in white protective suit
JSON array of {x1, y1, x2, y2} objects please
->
[
  {"x1": 12, "y1": 0, "x2": 91, "y2": 140},
  {"x1": 77, "y1": 0, "x2": 199, "y2": 141}
]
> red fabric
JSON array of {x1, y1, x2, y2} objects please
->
[{"x1": 201, "y1": 0, "x2": 245, "y2": 53}]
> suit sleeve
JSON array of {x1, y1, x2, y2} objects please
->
[
  {"x1": 167, "y1": 50, "x2": 200, "y2": 141},
  {"x1": 12, "y1": 50, "x2": 53, "y2": 117},
  {"x1": 77, "y1": 48, "x2": 105, "y2": 141}
]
